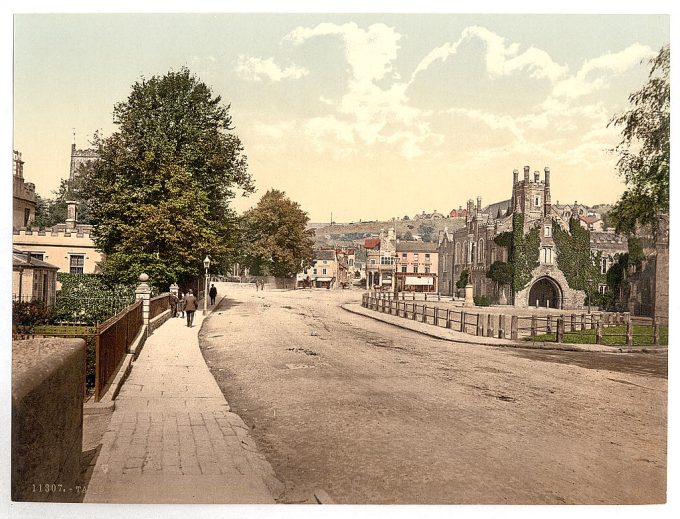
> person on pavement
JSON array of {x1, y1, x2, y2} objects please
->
[
  {"x1": 184, "y1": 289, "x2": 198, "y2": 327},
  {"x1": 169, "y1": 292, "x2": 178, "y2": 318},
  {"x1": 178, "y1": 292, "x2": 185, "y2": 318},
  {"x1": 209, "y1": 283, "x2": 217, "y2": 305}
]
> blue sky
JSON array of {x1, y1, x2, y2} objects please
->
[{"x1": 12, "y1": 12, "x2": 670, "y2": 222}]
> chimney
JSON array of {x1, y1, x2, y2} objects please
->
[
  {"x1": 544, "y1": 166, "x2": 551, "y2": 217},
  {"x1": 534, "y1": 170, "x2": 540, "y2": 183},
  {"x1": 523, "y1": 165, "x2": 530, "y2": 183},
  {"x1": 467, "y1": 199, "x2": 474, "y2": 214},
  {"x1": 25, "y1": 251, "x2": 31, "y2": 265},
  {"x1": 513, "y1": 169, "x2": 519, "y2": 185},
  {"x1": 476, "y1": 196, "x2": 482, "y2": 213},
  {"x1": 66, "y1": 201, "x2": 78, "y2": 229}
]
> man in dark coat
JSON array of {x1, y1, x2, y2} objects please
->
[
  {"x1": 183, "y1": 289, "x2": 198, "y2": 327},
  {"x1": 169, "y1": 292, "x2": 179, "y2": 318},
  {"x1": 209, "y1": 284, "x2": 217, "y2": 305}
]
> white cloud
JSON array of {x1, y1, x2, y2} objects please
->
[
  {"x1": 551, "y1": 43, "x2": 654, "y2": 99},
  {"x1": 409, "y1": 25, "x2": 568, "y2": 85},
  {"x1": 235, "y1": 55, "x2": 309, "y2": 82},
  {"x1": 252, "y1": 120, "x2": 296, "y2": 139}
]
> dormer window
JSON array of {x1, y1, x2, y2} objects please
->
[{"x1": 544, "y1": 226, "x2": 551, "y2": 237}]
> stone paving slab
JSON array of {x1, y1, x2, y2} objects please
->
[{"x1": 85, "y1": 295, "x2": 281, "y2": 504}]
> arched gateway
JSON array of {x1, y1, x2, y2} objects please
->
[{"x1": 528, "y1": 276, "x2": 562, "y2": 309}]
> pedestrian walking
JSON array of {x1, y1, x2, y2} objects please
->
[
  {"x1": 169, "y1": 292, "x2": 178, "y2": 318},
  {"x1": 184, "y1": 289, "x2": 198, "y2": 327},
  {"x1": 209, "y1": 283, "x2": 217, "y2": 305},
  {"x1": 178, "y1": 292, "x2": 185, "y2": 318}
]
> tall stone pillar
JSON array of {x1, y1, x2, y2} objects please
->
[
  {"x1": 464, "y1": 283, "x2": 474, "y2": 307},
  {"x1": 135, "y1": 273, "x2": 151, "y2": 330},
  {"x1": 544, "y1": 166, "x2": 551, "y2": 217}
]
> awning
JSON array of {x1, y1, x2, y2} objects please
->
[
  {"x1": 405, "y1": 276, "x2": 433, "y2": 286},
  {"x1": 316, "y1": 277, "x2": 333, "y2": 282}
]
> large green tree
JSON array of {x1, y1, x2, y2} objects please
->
[
  {"x1": 80, "y1": 68, "x2": 253, "y2": 289},
  {"x1": 240, "y1": 189, "x2": 314, "y2": 277},
  {"x1": 33, "y1": 177, "x2": 92, "y2": 229},
  {"x1": 608, "y1": 45, "x2": 669, "y2": 234}
]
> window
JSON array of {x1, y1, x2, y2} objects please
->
[
  {"x1": 24, "y1": 208, "x2": 31, "y2": 227},
  {"x1": 402, "y1": 253, "x2": 407, "y2": 258},
  {"x1": 535, "y1": 196, "x2": 541, "y2": 206},
  {"x1": 413, "y1": 266, "x2": 419, "y2": 273},
  {"x1": 69, "y1": 254, "x2": 84, "y2": 274},
  {"x1": 323, "y1": 260, "x2": 327, "y2": 264},
  {"x1": 30, "y1": 252, "x2": 44, "y2": 261},
  {"x1": 455, "y1": 243, "x2": 461, "y2": 265},
  {"x1": 598, "y1": 284, "x2": 608, "y2": 295},
  {"x1": 425, "y1": 266, "x2": 430, "y2": 273},
  {"x1": 425, "y1": 253, "x2": 430, "y2": 260},
  {"x1": 544, "y1": 226, "x2": 551, "y2": 237},
  {"x1": 313, "y1": 268, "x2": 317, "y2": 275},
  {"x1": 414, "y1": 253, "x2": 419, "y2": 261},
  {"x1": 401, "y1": 266, "x2": 407, "y2": 273},
  {"x1": 370, "y1": 259, "x2": 376, "y2": 265},
  {"x1": 349, "y1": 259, "x2": 354, "y2": 266},
  {"x1": 478, "y1": 239, "x2": 484, "y2": 264},
  {"x1": 540, "y1": 247, "x2": 553, "y2": 265},
  {"x1": 322, "y1": 268, "x2": 327, "y2": 275},
  {"x1": 601, "y1": 257, "x2": 608, "y2": 274}
]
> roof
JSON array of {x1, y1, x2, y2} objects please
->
[
  {"x1": 580, "y1": 215, "x2": 601, "y2": 225},
  {"x1": 482, "y1": 199, "x2": 511, "y2": 219},
  {"x1": 396, "y1": 241, "x2": 438, "y2": 252},
  {"x1": 364, "y1": 237, "x2": 381, "y2": 250},
  {"x1": 314, "y1": 250, "x2": 337, "y2": 261},
  {"x1": 12, "y1": 250, "x2": 59, "y2": 270}
]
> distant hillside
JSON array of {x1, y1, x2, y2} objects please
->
[{"x1": 311, "y1": 218, "x2": 466, "y2": 248}]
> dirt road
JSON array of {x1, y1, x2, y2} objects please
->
[{"x1": 199, "y1": 285, "x2": 667, "y2": 504}]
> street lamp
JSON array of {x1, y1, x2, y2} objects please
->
[
  {"x1": 393, "y1": 256, "x2": 400, "y2": 297},
  {"x1": 203, "y1": 255, "x2": 211, "y2": 315}
]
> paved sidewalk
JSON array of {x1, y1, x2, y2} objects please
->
[{"x1": 84, "y1": 300, "x2": 281, "y2": 504}]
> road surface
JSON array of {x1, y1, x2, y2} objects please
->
[{"x1": 199, "y1": 284, "x2": 667, "y2": 504}]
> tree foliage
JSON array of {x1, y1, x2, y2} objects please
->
[
  {"x1": 486, "y1": 260, "x2": 514, "y2": 288},
  {"x1": 240, "y1": 189, "x2": 314, "y2": 277},
  {"x1": 79, "y1": 68, "x2": 253, "y2": 288},
  {"x1": 33, "y1": 177, "x2": 92, "y2": 229},
  {"x1": 608, "y1": 45, "x2": 669, "y2": 234},
  {"x1": 455, "y1": 269, "x2": 469, "y2": 289}
]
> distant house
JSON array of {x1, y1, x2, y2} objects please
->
[
  {"x1": 12, "y1": 150, "x2": 37, "y2": 230},
  {"x1": 12, "y1": 249, "x2": 58, "y2": 305},
  {"x1": 298, "y1": 250, "x2": 339, "y2": 288},
  {"x1": 395, "y1": 241, "x2": 439, "y2": 293}
]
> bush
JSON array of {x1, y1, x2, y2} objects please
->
[
  {"x1": 54, "y1": 273, "x2": 135, "y2": 324},
  {"x1": 12, "y1": 301, "x2": 54, "y2": 332},
  {"x1": 474, "y1": 295, "x2": 490, "y2": 307}
]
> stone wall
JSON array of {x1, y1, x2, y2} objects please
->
[
  {"x1": 12, "y1": 338, "x2": 86, "y2": 502},
  {"x1": 514, "y1": 264, "x2": 585, "y2": 310}
]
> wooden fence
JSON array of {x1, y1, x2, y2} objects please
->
[{"x1": 361, "y1": 293, "x2": 664, "y2": 347}]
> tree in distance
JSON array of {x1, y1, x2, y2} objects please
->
[
  {"x1": 608, "y1": 44, "x2": 669, "y2": 235},
  {"x1": 79, "y1": 68, "x2": 253, "y2": 289},
  {"x1": 240, "y1": 189, "x2": 315, "y2": 278}
]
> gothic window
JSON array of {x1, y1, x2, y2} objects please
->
[
  {"x1": 601, "y1": 257, "x2": 608, "y2": 274},
  {"x1": 455, "y1": 242, "x2": 461, "y2": 265},
  {"x1": 544, "y1": 225, "x2": 551, "y2": 237},
  {"x1": 540, "y1": 247, "x2": 553, "y2": 265},
  {"x1": 535, "y1": 196, "x2": 541, "y2": 207},
  {"x1": 478, "y1": 238, "x2": 484, "y2": 264},
  {"x1": 463, "y1": 241, "x2": 468, "y2": 264}
]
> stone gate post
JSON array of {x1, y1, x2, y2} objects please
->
[{"x1": 136, "y1": 273, "x2": 151, "y2": 329}]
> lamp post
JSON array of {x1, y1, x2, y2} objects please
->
[
  {"x1": 203, "y1": 255, "x2": 211, "y2": 315},
  {"x1": 587, "y1": 277, "x2": 592, "y2": 314},
  {"x1": 393, "y1": 256, "x2": 400, "y2": 297}
]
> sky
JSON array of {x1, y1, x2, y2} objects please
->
[{"x1": 11, "y1": 13, "x2": 670, "y2": 224}]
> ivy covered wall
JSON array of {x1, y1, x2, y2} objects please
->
[
  {"x1": 511, "y1": 214, "x2": 540, "y2": 292},
  {"x1": 552, "y1": 218, "x2": 604, "y2": 292}
]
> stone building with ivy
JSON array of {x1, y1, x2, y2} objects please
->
[{"x1": 438, "y1": 165, "x2": 628, "y2": 310}]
